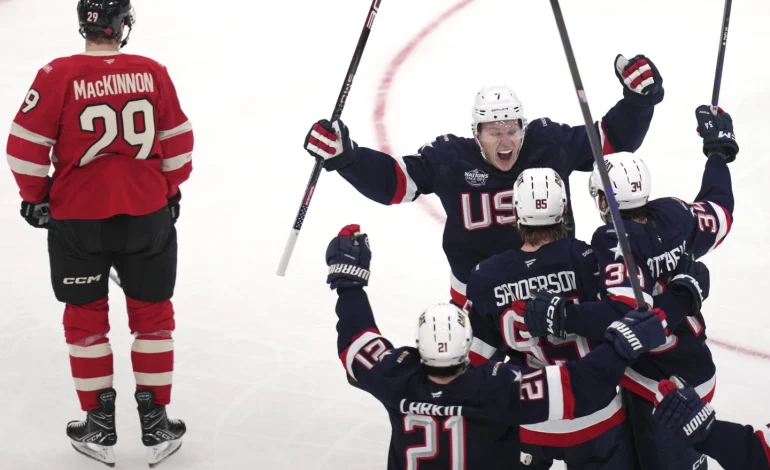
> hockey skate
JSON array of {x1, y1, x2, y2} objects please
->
[
  {"x1": 67, "y1": 388, "x2": 118, "y2": 467},
  {"x1": 135, "y1": 389, "x2": 186, "y2": 468}
]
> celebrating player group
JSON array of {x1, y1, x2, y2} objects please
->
[{"x1": 304, "y1": 18, "x2": 770, "y2": 470}]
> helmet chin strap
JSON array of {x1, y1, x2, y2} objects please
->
[{"x1": 119, "y1": 24, "x2": 132, "y2": 48}]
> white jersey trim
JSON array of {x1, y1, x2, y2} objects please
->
[
  {"x1": 624, "y1": 367, "x2": 716, "y2": 403},
  {"x1": 74, "y1": 375, "x2": 114, "y2": 392},
  {"x1": 706, "y1": 201, "x2": 729, "y2": 253},
  {"x1": 68, "y1": 342, "x2": 113, "y2": 359},
  {"x1": 522, "y1": 392, "x2": 623, "y2": 434},
  {"x1": 470, "y1": 337, "x2": 497, "y2": 361},
  {"x1": 393, "y1": 155, "x2": 418, "y2": 203},
  {"x1": 6, "y1": 154, "x2": 50, "y2": 177},
  {"x1": 545, "y1": 366, "x2": 565, "y2": 421},
  {"x1": 10, "y1": 122, "x2": 56, "y2": 146},
  {"x1": 132, "y1": 338, "x2": 174, "y2": 354},
  {"x1": 344, "y1": 331, "x2": 383, "y2": 381},
  {"x1": 158, "y1": 120, "x2": 193, "y2": 141},
  {"x1": 134, "y1": 371, "x2": 173, "y2": 386},
  {"x1": 162, "y1": 152, "x2": 192, "y2": 172},
  {"x1": 607, "y1": 286, "x2": 654, "y2": 307}
]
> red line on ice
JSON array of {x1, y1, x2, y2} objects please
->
[{"x1": 371, "y1": 0, "x2": 770, "y2": 363}]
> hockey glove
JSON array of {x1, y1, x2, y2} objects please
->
[
  {"x1": 654, "y1": 376, "x2": 716, "y2": 445},
  {"x1": 523, "y1": 290, "x2": 569, "y2": 339},
  {"x1": 305, "y1": 119, "x2": 357, "y2": 172},
  {"x1": 326, "y1": 224, "x2": 371, "y2": 290},
  {"x1": 615, "y1": 54, "x2": 664, "y2": 107},
  {"x1": 696, "y1": 105, "x2": 738, "y2": 162},
  {"x1": 20, "y1": 197, "x2": 50, "y2": 229},
  {"x1": 668, "y1": 254, "x2": 709, "y2": 316},
  {"x1": 168, "y1": 190, "x2": 181, "y2": 224},
  {"x1": 604, "y1": 308, "x2": 667, "y2": 361}
]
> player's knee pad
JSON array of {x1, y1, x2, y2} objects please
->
[
  {"x1": 126, "y1": 297, "x2": 175, "y2": 334},
  {"x1": 63, "y1": 297, "x2": 110, "y2": 345}
]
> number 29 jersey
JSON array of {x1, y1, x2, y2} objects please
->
[{"x1": 6, "y1": 51, "x2": 194, "y2": 220}]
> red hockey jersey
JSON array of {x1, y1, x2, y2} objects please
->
[{"x1": 6, "y1": 51, "x2": 194, "y2": 220}]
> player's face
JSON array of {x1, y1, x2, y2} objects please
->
[{"x1": 478, "y1": 120, "x2": 524, "y2": 171}]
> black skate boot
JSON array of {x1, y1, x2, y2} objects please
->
[
  {"x1": 67, "y1": 388, "x2": 118, "y2": 467},
  {"x1": 135, "y1": 389, "x2": 186, "y2": 468}
]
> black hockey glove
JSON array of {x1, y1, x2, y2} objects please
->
[
  {"x1": 168, "y1": 190, "x2": 181, "y2": 224},
  {"x1": 326, "y1": 224, "x2": 371, "y2": 290},
  {"x1": 668, "y1": 254, "x2": 710, "y2": 316},
  {"x1": 696, "y1": 105, "x2": 738, "y2": 162},
  {"x1": 654, "y1": 376, "x2": 716, "y2": 445},
  {"x1": 615, "y1": 54, "x2": 664, "y2": 107},
  {"x1": 305, "y1": 119, "x2": 357, "y2": 172},
  {"x1": 20, "y1": 197, "x2": 50, "y2": 229},
  {"x1": 605, "y1": 308, "x2": 668, "y2": 361},
  {"x1": 523, "y1": 290, "x2": 569, "y2": 339}
]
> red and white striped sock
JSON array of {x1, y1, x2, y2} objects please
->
[
  {"x1": 131, "y1": 334, "x2": 174, "y2": 405},
  {"x1": 64, "y1": 299, "x2": 113, "y2": 411}
]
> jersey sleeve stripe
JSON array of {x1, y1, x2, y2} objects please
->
[
  {"x1": 158, "y1": 120, "x2": 193, "y2": 141},
  {"x1": 161, "y1": 152, "x2": 192, "y2": 172},
  {"x1": 340, "y1": 329, "x2": 383, "y2": 380},
  {"x1": 469, "y1": 337, "x2": 497, "y2": 364},
  {"x1": 6, "y1": 154, "x2": 50, "y2": 177},
  {"x1": 706, "y1": 201, "x2": 732, "y2": 252},
  {"x1": 607, "y1": 287, "x2": 653, "y2": 308},
  {"x1": 545, "y1": 365, "x2": 575, "y2": 420},
  {"x1": 10, "y1": 122, "x2": 56, "y2": 147},
  {"x1": 389, "y1": 156, "x2": 418, "y2": 204},
  {"x1": 599, "y1": 122, "x2": 615, "y2": 155}
]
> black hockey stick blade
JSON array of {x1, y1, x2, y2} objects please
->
[
  {"x1": 711, "y1": 0, "x2": 732, "y2": 113},
  {"x1": 276, "y1": 0, "x2": 383, "y2": 277},
  {"x1": 549, "y1": 0, "x2": 648, "y2": 311}
]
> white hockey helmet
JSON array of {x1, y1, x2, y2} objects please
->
[
  {"x1": 415, "y1": 304, "x2": 473, "y2": 368},
  {"x1": 588, "y1": 153, "x2": 652, "y2": 223},
  {"x1": 471, "y1": 86, "x2": 527, "y2": 137},
  {"x1": 514, "y1": 168, "x2": 568, "y2": 227}
]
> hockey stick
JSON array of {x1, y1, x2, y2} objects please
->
[
  {"x1": 711, "y1": 0, "x2": 732, "y2": 113},
  {"x1": 276, "y1": 0, "x2": 383, "y2": 277},
  {"x1": 548, "y1": 0, "x2": 648, "y2": 311}
]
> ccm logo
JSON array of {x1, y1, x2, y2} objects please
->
[{"x1": 63, "y1": 275, "x2": 102, "y2": 285}]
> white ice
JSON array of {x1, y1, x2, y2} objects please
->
[{"x1": 1, "y1": 0, "x2": 769, "y2": 468}]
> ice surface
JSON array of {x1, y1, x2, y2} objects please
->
[{"x1": 1, "y1": 0, "x2": 769, "y2": 468}]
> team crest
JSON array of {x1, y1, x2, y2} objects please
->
[
  {"x1": 464, "y1": 169, "x2": 489, "y2": 187},
  {"x1": 553, "y1": 173, "x2": 563, "y2": 188},
  {"x1": 418, "y1": 313, "x2": 426, "y2": 327},
  {"x1": 456, "y1": 312, "x2": 467, "y2": 328}
]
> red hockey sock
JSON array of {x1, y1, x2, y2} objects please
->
[
  {"x1": 127, "y1": 297, "x2": 175, "y2": 405},
  {"x1": 64, "y1": 298, "x2": 113, "y2": 411}
]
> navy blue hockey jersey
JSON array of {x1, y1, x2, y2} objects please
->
[
  {"x1": 692, "y1": 420, "x2": 770, "y2": 470},
  {"x1": 336, "y1": 98, "x2": 655, "y2": 303},
  {"x1": 578, "y1": 155, "x2": 733, "y2": 403},
  {"x1": 464, "y1": 239, "x2": 628, "y2": 447},
  {"x1": 335, "y1": 286, "x2": 638, "y2": 470}
]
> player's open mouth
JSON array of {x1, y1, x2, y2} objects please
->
[{"x1": 497, "y1": 150, "x2": 513, "y2": 161}]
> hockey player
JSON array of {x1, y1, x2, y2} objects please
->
[
  {"x1": 5, "y1": 0, "x2": 191, "y2": 466},
  {"x1": 305, "y1": 54, "x2": 665, "y2": 305},
  {"x1": 520, "y1": 106, "x2": 738, "y2": 470},
  {"x1": 463, "y1": 168, "x2": 706, "y2": 469},
  {"x1": 325, "y1": 223, "x2": 669, "y2": 470},
  {"x1": 654, "y1": 377, "x2": 770, "y2": 470}
]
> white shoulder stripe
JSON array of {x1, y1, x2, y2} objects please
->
[
  {"x1": 606, "y1": 287, "x2": 654, "y2": 307},
  {"x1": 393, "y1": 155, "x2": 418, "y2": 203},
  {"x1": 161, "y1": 152, "x2": 192, "y2": 172},
  {"x1": 10, "y1": 122, "x2": 56, "y2": 146},
  {"x1": 6, "y1": 154, "x2": 50, "y2": 177},
  {"x1": 470, "y1": 337, "x2": 496, "y2": 360},
  {"x1": 158, "y1": 120, "x2": 193, "y2": 141},
  {"x1": 706, "y1": 201, "x2": 729, "y2": 253}
]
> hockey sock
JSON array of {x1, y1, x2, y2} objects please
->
[
  {"x1": 127, "y1": 297, "x2": 175, "y2": 405},
  {"x1": 64, "y1": 297, "x2": 113, "y2": 411}
]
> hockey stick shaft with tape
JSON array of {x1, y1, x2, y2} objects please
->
[
  {"x1": 711, "y1": 0, "x2": 732, "y2": 112},
  {"x1": 276, "y1": 0, "x2": 383, "y2": 277},
  {"x1": 549, "y1": 0, "x2": 647, "y2": 311}
]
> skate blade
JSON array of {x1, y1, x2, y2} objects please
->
[
  {"x1": 71, "y1": 441, "x2": 116, "y2": 467},
  {"x1": 147, "y1": 439, "x2": 183, "y2": 468}
]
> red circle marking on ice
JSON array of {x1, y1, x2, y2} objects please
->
[{"x1": 371, "y1": 0, "x2": 770, "y2": 363}]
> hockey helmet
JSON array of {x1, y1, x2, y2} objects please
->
[
  {"x1": 514, "y1": 168, "x2": 568, "y2": 227},
  {"x1": 415, "y1": 304, "x2": 473, "y2": 368},
  {"x1": 588, "y1": 153, "x2": 652, "y2": 223},
  {"x1": 78, "y1": 0, "x2": 135, "y2": 48}
]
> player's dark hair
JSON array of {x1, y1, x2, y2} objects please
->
[
  {"x1": 619, "y1": 205, "x2": 650, "y2": 221},
  {"x1": 424, "y1": 363, "x2": 466, "y2": 378},
  {"x1": 84, "y1": 31, "x2": 119, "y2": 44},
  {"x1": 517, "y1": 214, "x2": 574, "y2": 246}
]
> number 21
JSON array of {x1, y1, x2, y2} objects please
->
[{"x1": 405, "y1": 415, "x2": 465, "y2": 470}]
